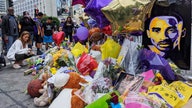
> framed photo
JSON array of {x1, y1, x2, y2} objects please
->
[{"x1": 114, "y1": 72, "x2": 144, "y2": 95}]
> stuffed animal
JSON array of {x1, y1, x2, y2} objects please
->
[
  {"x1": 27, "y1": 79, "x2": 43, "y2": 98},
  {"x1": 41, "y1": 72, "x2": 50, "y2": 87},
  {"x1": 49, "y1": 72, "x2": 87, "y2": 108},
  {"x1": 91, "y1": 45, "x2": 101, "y2": 52},
  {"x1": 33, "y1": 72, "x2": 51, "y2": 107},
  {"x1": 62, "y1": 72, "x2": 87, "y2": 89},
  {"x1": 34, "y1": 84, "x2": 49, "y2": 107}
]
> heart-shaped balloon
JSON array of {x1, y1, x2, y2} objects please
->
[
  {"x1": 53, "y1": 31, "x2": 65, "y2": 46},
  {"x1": 102, "y1": 25, "x2": 112, "y2": 36}
]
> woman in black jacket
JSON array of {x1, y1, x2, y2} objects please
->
[{"x1": 63, "y1": 16, "x2": 74, "y2": 42}]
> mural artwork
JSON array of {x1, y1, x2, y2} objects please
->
[{"x1": 142, "y1": 0, "x2": 191, "y2": 70}]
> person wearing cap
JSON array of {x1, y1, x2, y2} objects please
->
[
  {"x1": 20, "y1": 11, "x2": 36, "y2": 49},
  {"x1": 60, "y1": 18, "x2": 65, "y2": 32}
]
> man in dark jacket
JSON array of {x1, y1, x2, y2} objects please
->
[
  {"x1": 20, "y1": 11, "x2": 36, "y2": 48},
  {"x1": 2, "y1": 7, "x2": 19, "y2": 54}
]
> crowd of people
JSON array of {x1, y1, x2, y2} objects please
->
[{"x1": 0, "y1": 7, "x2": 75, "y2": 69}]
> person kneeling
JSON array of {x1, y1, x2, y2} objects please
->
[{"x1": 7, "y1": 31, "x2": 34, "y2": 69}]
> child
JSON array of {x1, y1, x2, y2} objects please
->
[
  {"x1": 41, "y1": 17, "x2": 54, "y2": 50},
  {"x1": 53, "y1": 26, "x2": 65, "y2": 47},
  {"x1": 7, "y1": 31, "x2": 34, "y2": 69}
]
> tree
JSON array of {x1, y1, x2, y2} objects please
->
[{"x1": 41, "y1": 16, "x2": 60, "y2": 29}]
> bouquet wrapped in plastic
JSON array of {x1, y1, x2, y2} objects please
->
[{"x1": 77, "y1": 53, "x2": 98, "y2": 75}]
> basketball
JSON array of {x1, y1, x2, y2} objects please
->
[{"x1": 27, "y1": 79, "x2": 43, "y2": 98}]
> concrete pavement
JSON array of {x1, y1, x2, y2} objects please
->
[{"x1": 0, "y1": 65, "x2": 47, "y2": 108}]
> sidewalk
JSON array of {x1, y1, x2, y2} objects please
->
[
  {"x1": 0, "y1": 44, "x2": 48, "y2": 108},
  {"x1": 0, "y1": 65, "x2": 48, "y2": 108}
]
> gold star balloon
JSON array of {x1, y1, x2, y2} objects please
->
[{"x1": 102, "y1": 0, "x2": 155, "y2": 32}]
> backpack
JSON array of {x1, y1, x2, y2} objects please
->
[
  {"x1": 0, "y1": 40, "x2": 6, "y2": 67},
  {"x1": 0, "y1": 53, "x2": 6, "y2": 67},
  {"x1": 33, "y1": 18, "x2": 38, "y2": 36}
]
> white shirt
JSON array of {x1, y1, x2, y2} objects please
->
[{"x1": 7, "y1": 39, "x2": 29, "y2": 60}]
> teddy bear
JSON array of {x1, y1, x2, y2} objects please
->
[
  {"x1": 91, "y1": 45, "x2": 101, "y2": 52},
  {"x1": 49, "y1": 72, "x2": 88, "y2": 108},
  {"x1": 34, "y1": 84, "x2": 49, "y2": 107},
  {"x1": 33, "y1": 72, "x2": 51, "y2": 107}
]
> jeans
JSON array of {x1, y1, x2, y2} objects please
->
[
  {"x1": 28, "y1": 32, "x2": 34, "y2": 49},
  {"x1": 6, "y1": 36, "x2": 17, "y2": 53}
]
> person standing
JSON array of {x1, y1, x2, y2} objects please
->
[
  {"x1": 60, "y1": 18, "x2": 65, "y2": 31},
  {"x1": 1, "y1": 7, "x2": 19, "y2": 54},
  {"x1": 41, "y1": 17, "x2": 54, "y2": 50},
  {"x1": 20, "y1": 11, "x2": 36, "y2": 49},
  {"x1": 0, "y1": 16, "x2": 2, "y2": 40},
  {"x1": 0, "y1": 16, "x2": 3, "y2": 55},
  {"x1": 34, "y1": 12, "x2": 44, "y2": 55},
  {"x1": 63, "y1": 16, "x2": 74, "y2": 42}
]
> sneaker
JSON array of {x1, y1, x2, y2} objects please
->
[
  {"x1": 13, "y1": 64, "x2": 21, "y2": 69},
  {"x1": 37, "y1": 50, "x2": 43, "y2": 55}
]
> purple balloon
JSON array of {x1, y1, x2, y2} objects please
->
[
  {"x1": 85, "y1": 0, "x2": 90, "y2": 5},
  {"x1": 84, "y1": 0, "x2": 112, "y2": 28},
  {"x1": 76, "y1": 27, "x2": 89, "y2": 41}
]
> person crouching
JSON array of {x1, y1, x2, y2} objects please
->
[{"x1": 7, "y1": 31, "x2": 34, "y2": 69}]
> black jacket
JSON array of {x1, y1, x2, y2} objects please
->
[
  {"x1": 20, "y1": 17, "x2": 36, "y2": 33},
  {"x1": 63, "y1": 21, "x2": 74, "y2": 33},
  {"x1": 1, "y1": 14, "x2": 19, "y2": 36}
]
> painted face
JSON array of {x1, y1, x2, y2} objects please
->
[
  {"x1": 147, "y1": 16, "x2": 183, "y2": 52},
  {"x1": 22, "y1": 34, "x2": 30, "y2": 42}
]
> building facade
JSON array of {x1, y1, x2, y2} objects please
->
[
  {"x1": 13, "y1": 0, "x2": 57, "y2": 17},
  {"x1": 0, "y1": 0, "x2": 7, "y2": 15}
]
